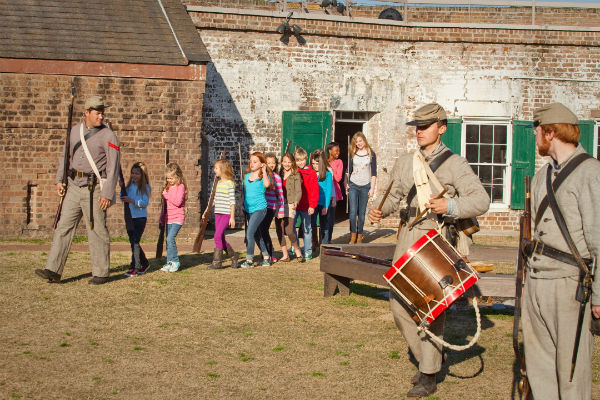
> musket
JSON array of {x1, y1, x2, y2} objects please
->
[
  {"x1": 193, "y1": 150, "x2": 226, "y2": 253},
  {"x1": 570, "y1": 259, "x2": 594, "y2": 381},
  {"x1": 155, "y1": 150, "x2": 170, "y2": 258},
  {"x1": 53, "y1": 82, "x2": 75, "y2": 229},
  {"x1": 283, "y1": 140, "x2": 290, "y2": 157},
  {"x1": 513, "y1": 176, "x2": 531, "y2": 399},
  {"x1": 322, "y1": 248, "x2": 392, "y2": 268},
  {"x1": 118, "y1": 163, "x2": 135, "y2": 232},
  {"x1": 238, "y1": 142, "x2": 247, "y2": 244},
  {"x1": 407, "y1": 188, "x2": 448, "y2": 231},
  {"x1": 323, "y1": 128, "x2": 329, "y2": 151}
]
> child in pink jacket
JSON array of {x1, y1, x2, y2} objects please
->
[{"x1": 160, "y1": 162, "x2": 187, "y2": 272}]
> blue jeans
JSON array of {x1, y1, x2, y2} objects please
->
[
  {"x1": 166, "y1": 223, "x2": 182, "y2": 264},
  {"x1": 294, "y1": 210, "x2": 312, "y2": 256},
  {"x1": 311, "y1": 205, "x2": 331, "y2": 245},
  {"x1": 348, "y1": 182, "x2": 370, "y2": 234},
  {"x1": 246, "y1": 208, "x2": 268, "y2": 260},
  {"x1": 324, "y1": 204, "x2": 336, "y2": 244}
]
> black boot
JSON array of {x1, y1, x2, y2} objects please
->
[
  {"x1": 208, "y1": 248, "x2": 225, "y2": 270},
  {"x1": 35, "y1": 268, "x2": 61, "y2": 283},
  {"x1": 226, "y1": 246, "x2": 238, "y2": 268},
  {"x1": 407, "y1": 373, "x2": 437, "y2": 397}
]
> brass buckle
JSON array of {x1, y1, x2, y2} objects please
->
[{"x1": 533, "y1": 240, "x2": 544, "y2": 255}]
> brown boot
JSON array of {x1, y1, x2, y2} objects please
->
[
  {"x1": 349, "y1": 232, "x2": 357, "y2": 244},
  {"x1": 226, "y1": 246, "x2": 238, "y2": 268},
  {"x1": 208, "y1": 248, "x2": 225, "y2": 270},
  {"x1": 356, "y1": 234, "x2": 363, "y2": 243}
]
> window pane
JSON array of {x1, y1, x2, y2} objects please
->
[
  {"x1": 494, "y1": 125, "x2": 507, "y2": 144},
  {"x1": 480, "y1": 144, "x2": 493, "y2": 163},
  {"x1": 466, "y1": 125, "x2": 479, "y2": 143},
  {"x1": 492, "y1": 185, "x2": 504, "y2": 203},
  {"x1": 480, "y1": 125, "x2": 493, "y2": 143},
  {"x1": 479, "y1": 165, "x2": 492, "y2": 185},
  {"x1": 470, "y1": 164, "x2": 478, "y2": 175},
  {"x1": 492, "y1": 165, "x2": 505, "y2": 184},
  {"x1": 466, "y1": 144, "x2": 479, "y2": 163},
  {"x1": 493, "y1": 145, "x2": 506, "y2": 164}
]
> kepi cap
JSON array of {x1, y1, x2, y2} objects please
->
[
  {"x1": 530, "y1": 102, "x2": 578, "y2": 128},
  {"x1": 407, "y1": 103, "x2": 447, "y2": 126},
  {"x1": 84, "y1": 95, "x2": 107, "y2": 110}
]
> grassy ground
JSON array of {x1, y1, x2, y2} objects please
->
[{"x1": 1, "y1": 246, "x2": 599, "y2": 399}]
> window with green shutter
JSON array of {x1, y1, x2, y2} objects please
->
[
  {"x1": 441, "y1": 119, "x2": 462, "y2": 154},
  {"x1": 510, "y1": 121, "x2": 536, "y2": 210},
  {"x1": 578, "y1": 120, "x2": 594, "y2": 156}
]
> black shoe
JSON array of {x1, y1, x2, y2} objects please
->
[
  {"x1": 88, "y1": 276, "x2": 109, "y2": 285},
  {"x1": 35, "y1": 268, "x2": 61, "y2": 283},
  {"x1": 407, "y1": 373, "x2": 437, "y2": 397}
]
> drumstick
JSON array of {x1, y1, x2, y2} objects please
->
[
  {"x1": 377, "y1": 179, "x2": 394, "y2": 211},
  {"x1": 407, "y1": 188, "x2": 448, "y2": 231}
]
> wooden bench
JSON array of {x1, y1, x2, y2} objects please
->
[{"x1": 320, "y1": 243, "x2": 516, "y2": 298}]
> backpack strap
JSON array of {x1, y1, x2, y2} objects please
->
[{"x1": 534, "y1": 153, "x2": 592, "y2": 227}]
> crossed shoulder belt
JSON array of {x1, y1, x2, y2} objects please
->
[{"x1": 523, "y1": 239, "x2": 593, "y2": 268}]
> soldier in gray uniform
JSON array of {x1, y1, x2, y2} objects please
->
[
  {"x1": 368, "y1": 103, "x2": 489, "y2": 397},
  {"x1": 35, "y1": 96, "x2": 120, "y2": 285},
  {"x1": 522, "y1": 102, "x2": 600, "y2": 399}
]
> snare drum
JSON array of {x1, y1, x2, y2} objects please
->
[{"x1": 384, "y1": 229, "x2": 480, "y2": 328}]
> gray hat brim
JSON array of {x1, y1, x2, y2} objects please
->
[{"x1": 406, "y1": 118, "x2": 439, "y2": 126}]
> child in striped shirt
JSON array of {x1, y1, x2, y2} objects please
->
[{"x1": 203, "y1": 159, "x2": 238, "y2": 269}]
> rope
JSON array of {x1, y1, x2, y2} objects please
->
[{"x1": 418, "y1": 297, "x2": 482, "y2": 351}]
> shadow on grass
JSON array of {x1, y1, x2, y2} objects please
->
[{"x1": 349, "y1": 282, "x2": 389, "y2": 300}]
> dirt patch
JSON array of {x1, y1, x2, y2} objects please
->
[{"x1": 1, "y1": 248, "x2": 599, "y2": 399}]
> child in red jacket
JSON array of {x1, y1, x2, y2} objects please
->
[{"x1": 293, "y1": 147, "x2": 319, "y2": 260}]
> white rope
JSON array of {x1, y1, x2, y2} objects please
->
[{"x1": 418, "y1": 297, "x2": 482, "y2": 351}]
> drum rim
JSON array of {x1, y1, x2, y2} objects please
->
[{"x1": 384, "y1": 229, "x2": 438, "y2": 281}]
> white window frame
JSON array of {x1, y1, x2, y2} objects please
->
[
  {"x1": 594, "y1": 120, "x2": 600, "y2": 159},
  {"x1": 461, "y1": 117, "x2": 513, "y2": 211}
]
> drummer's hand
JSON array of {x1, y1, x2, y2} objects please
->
[
  {"x1": 592, "y1": 305, "x2": 600, "y2": 319},
  {"x1": 368, "y1": 208, "x2": 382, "y2": 224},
  {"x1": 426, "y1": 196, "x2": 448, "y2": 214}
]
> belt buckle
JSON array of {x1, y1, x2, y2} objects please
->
[{"x1": 533, "y1": 240, "x2": 544, "y2": 255}]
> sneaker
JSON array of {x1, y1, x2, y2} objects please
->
[
  {"x1": 124, "y1": 268, "x2": 138, "y2": 277},
  {"x1": 261, "y1": 259, "x2": 272, "y2": 267},
  {"x1": 168, "y1": 261, "x2": 180, "y2": 272},
  {"x1": 138, "y1": 264, "x2": 150, "y2": 275},
  {"x1": 270, "y1": 256, "x2": 278, "y2": 263},
  {"x1": 305, "y1": 253, "x2": 312, "y2": 261},
  {"x1": 239, "y1": 260, "x2": 255, "y2": 269},
  {"x1": 160, "y1": 262, "x2": 172, "y2": 272}
]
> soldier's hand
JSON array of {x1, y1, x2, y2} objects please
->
[
  {"x1": 99, "y1": 196, "x2": 111, "y2": 210},
  {"x1": 426, "y1": 196, "x2": 448, "y2": 214},
  {"x1": 592, "y1": 305, "x2": 600, "y2": 319},
  {"x1": 56, "y1": 183, "x2": 66, "y2": 197},
  {"x1": 368, "y1": 208, "x2": 382, "y2": 224}
]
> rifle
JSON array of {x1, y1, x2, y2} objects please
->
[
  {"x1": 513, "y1": 176, "x2": 531, "y2": 400},
  {"x1": 238, "y1": 142, "x2": 247, "y2": 244},
  {"x1": 53, "y1": 83, "x2": 75, "y2": 229},
  {"x1": 193, "y1": 150, "x2": 226, "y2": 253},
  {"x1": 322, "y1": 248, "x2": 392, "y2": 267},
  {"x1": 283, "y1": 140, "x2": 290, "y2": 156},
  {"x1": 118, "y1": 164, "x2": 135, "y2": 232},
  {"x1": 155, "y1": 150, "x2": 170, "y2": 258}
]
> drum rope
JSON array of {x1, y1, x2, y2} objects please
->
[{"x1": 418, "y1": 297, "x2": 482, "y2": 351}]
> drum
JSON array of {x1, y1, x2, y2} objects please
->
[{"x1": 384, "y1": 229, "x2": 480, "y2": 328}]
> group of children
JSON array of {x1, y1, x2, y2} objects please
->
[{"x1": 119, "y1": 131, "x2": 376, "y2": 274}]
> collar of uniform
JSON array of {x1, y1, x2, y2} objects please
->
[
  {"x1": 420, "y1": 142, "x2": 446, "y2": 162},
  {"x1": 551, "y1": 143, "x2": 586, "y2": 171},
  {"x1": 84, "y1": 123, "x2": 105, "y2": 134}
]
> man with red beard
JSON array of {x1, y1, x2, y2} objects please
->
[{"x1": 522, "y1": 102, "x2": 600, "y2": 399}]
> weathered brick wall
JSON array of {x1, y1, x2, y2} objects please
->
[
  {"x1": 0, "y1": 74, "x2": 205, "y2": 239},
  {"x1": 184, "y1": 0, "x2": 600, "y2": 27},
  {"x1": 189, "y1": 8, "x2": 600, "y2": 232}
]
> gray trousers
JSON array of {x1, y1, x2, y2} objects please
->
[
  {"x1": 390, "y1": 290, "x2": 445, "y2": 374},
  {"x1": 45, "y1": 180, "x2": 110, "y2": 278},
  {"x1": 522, "y1": 275, "x2": 592, "y2": 400}
]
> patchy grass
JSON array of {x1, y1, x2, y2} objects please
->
[{"x1": 1, "y1": 248, "x2": 599, "y2": 399}]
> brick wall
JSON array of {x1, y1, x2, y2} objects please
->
[
  {"x1": 189, "y1": 7, "x2": 600, "y2": 232},
  {"x1": 0, "y1": 73, "x2": 205, "y2": 239},
  {"x1": 184, "y1": 0, "x2": 600, "y2": 27}
]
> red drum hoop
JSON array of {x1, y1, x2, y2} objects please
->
[{"x1": 384, "y1": 229, "x2": 480, "y2": 328}]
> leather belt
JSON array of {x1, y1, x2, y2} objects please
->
[
  {"x1": 524, "y1": 239, "x2": 592, "y2": 268},
  {"x1": 68, "y1": 169, "x2": 94, "y2": 179}
]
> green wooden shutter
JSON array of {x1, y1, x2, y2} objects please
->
[
  {"x1": 578, "y1": 120, "x2": 594, "y2": 156},
  {"x1": 281, "y1": 111, "x2": 331, "y2": 155},
  {"x1": 442, "y1": 118, "x2": 462, "y2": 154},
  {"x1": 511, "y1": 121, "x2": 536, "y2": 210}
]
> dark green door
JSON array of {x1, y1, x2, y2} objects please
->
[
  {"x1": 511, "y1": 120, "x2": 536, "y2": 210},
  {"x1": 282, "y1": 111, "x2": 331, "y2": 155},
  {"x1": 441, "y1": 118, "x2": 463, "y2": 154}
]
